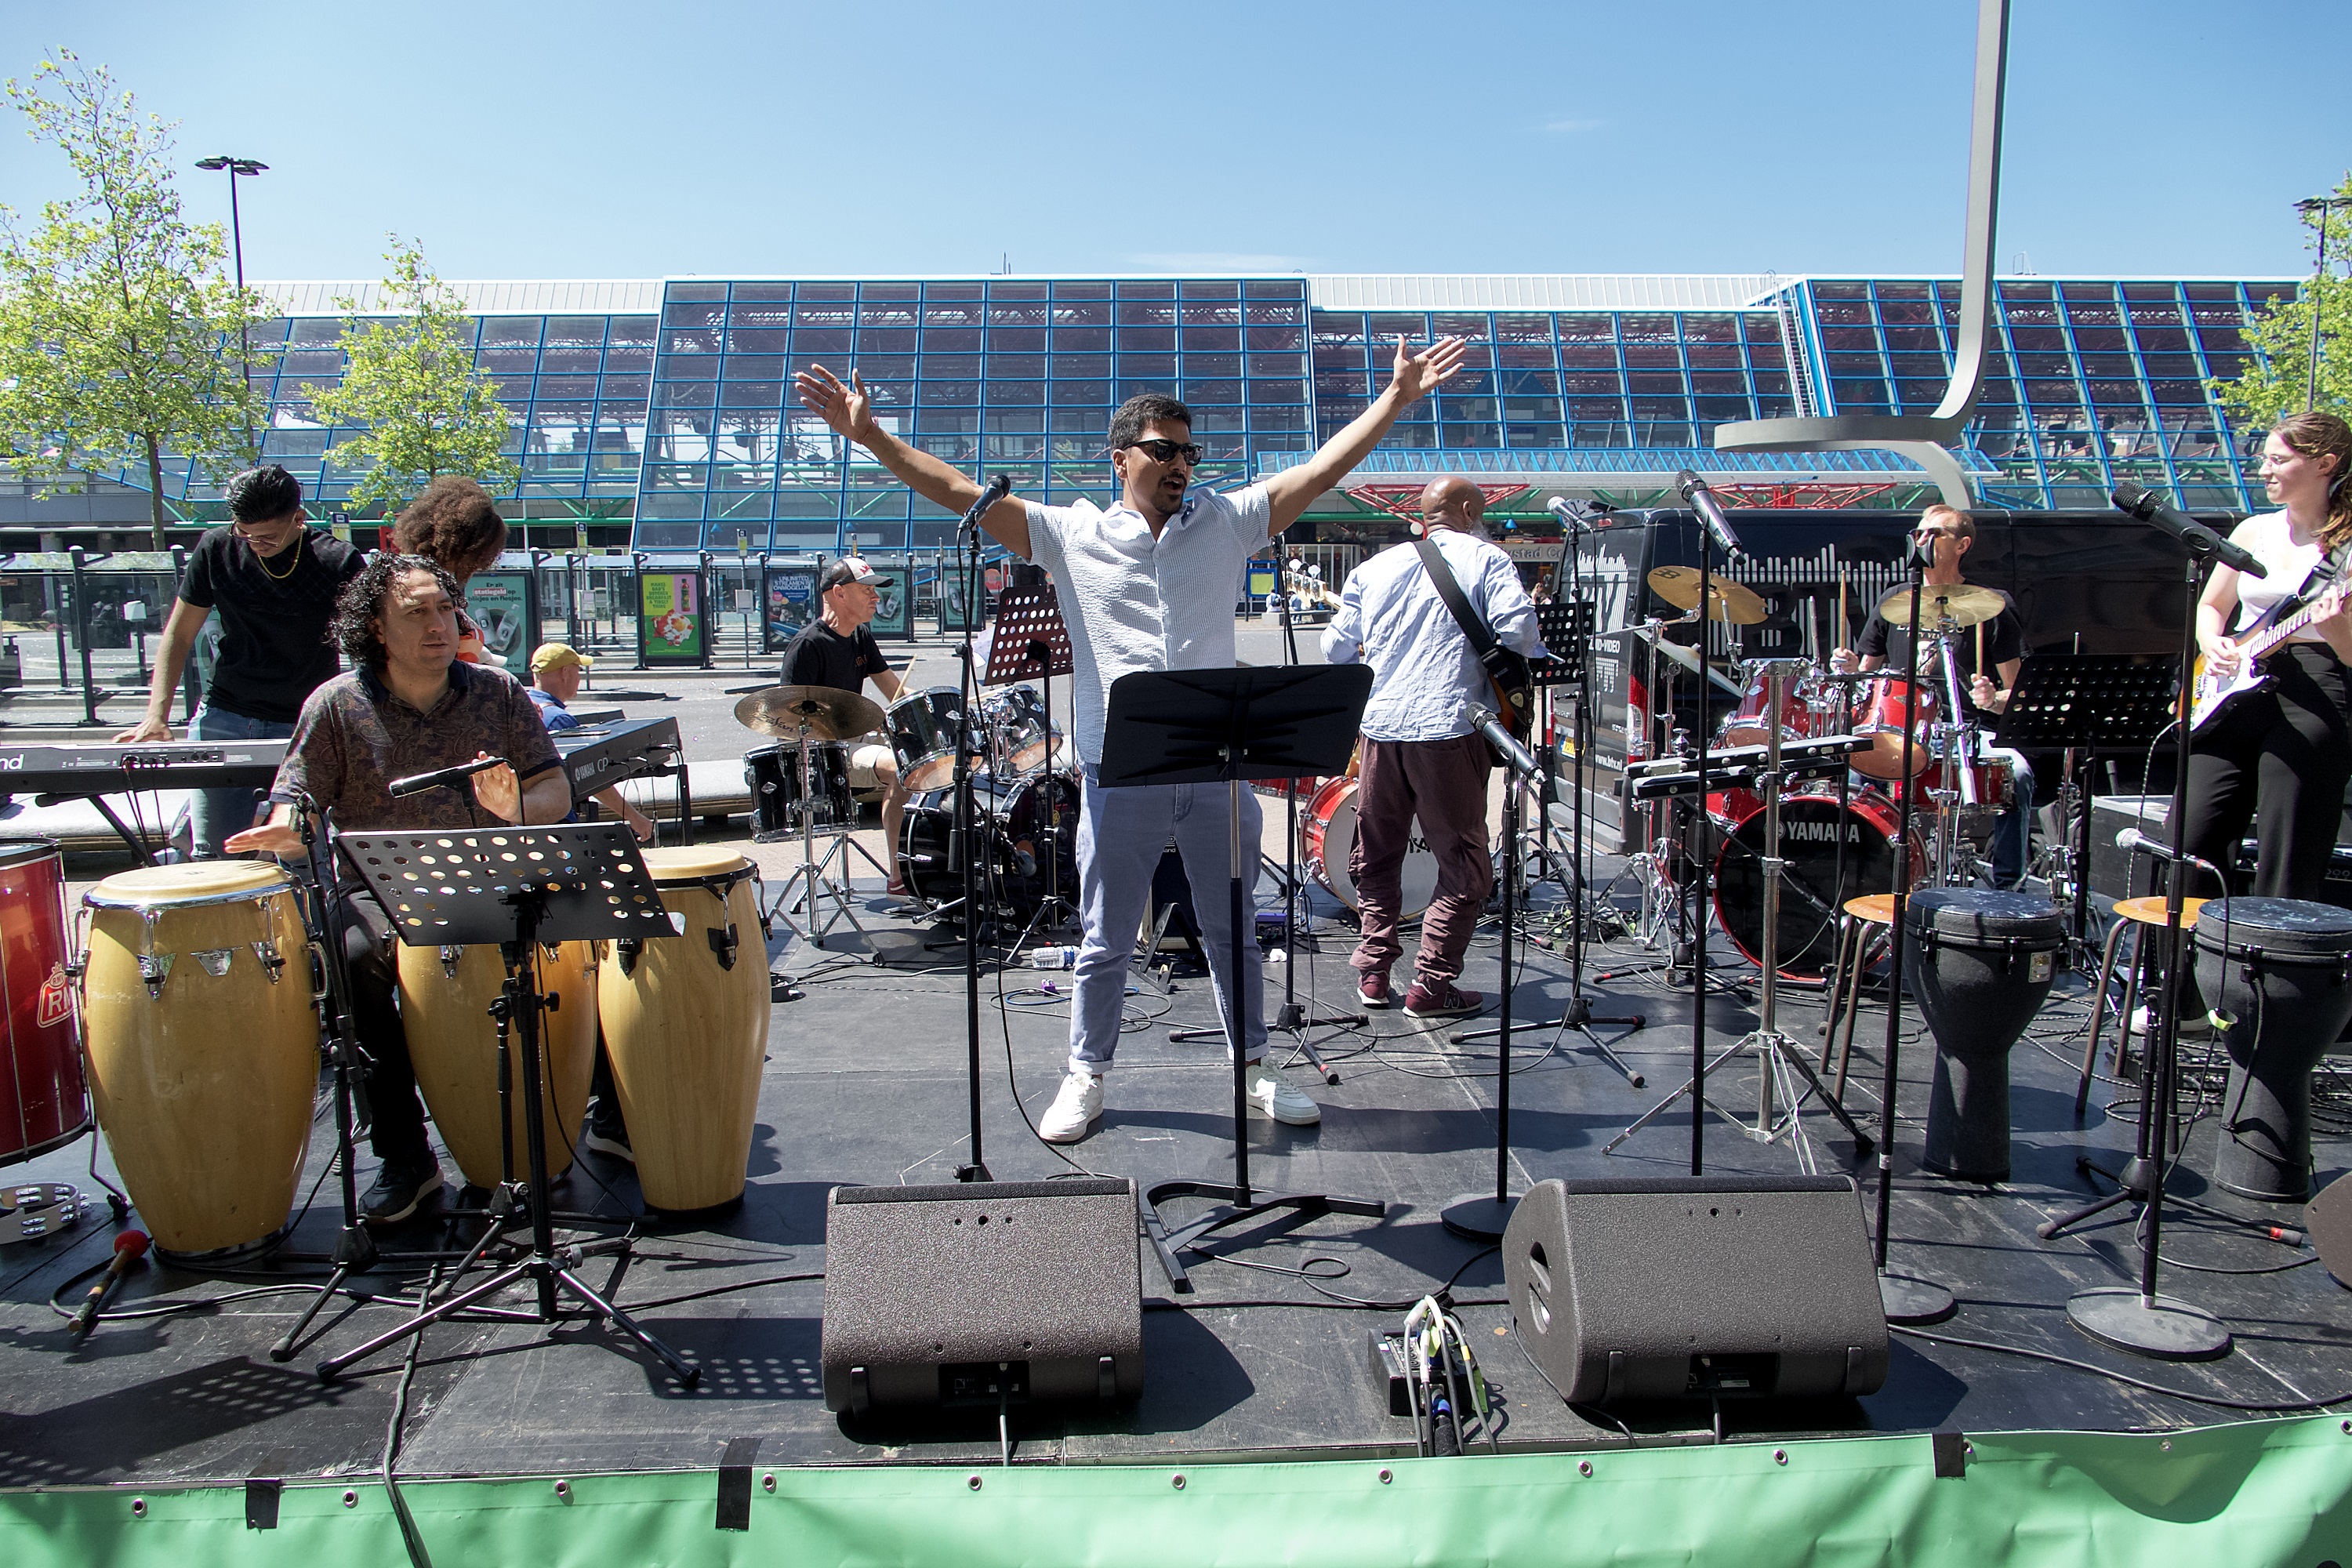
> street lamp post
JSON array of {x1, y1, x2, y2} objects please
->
[
  {"x1": 2296, "y1": 194, "x2": 2337, "y2": 415},
  {"x1": 195, "y1": 156, "x2": 268, "y2": 456}
]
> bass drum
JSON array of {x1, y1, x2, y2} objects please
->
[
  {"x1": 1301, "y1": 777, "x2": 1437, "y2": 919},
  {"x1": 1711, "y1": 790, "x2": 1917, "y2": 979},
  {"x1": 900, "y1": 773, "x2": 1080, "y2": 920}
]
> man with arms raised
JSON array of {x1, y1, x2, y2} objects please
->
[
  {"x1": 797, "y1": 333, "x2": 1465, "y2": 1142},
  {"x1": 114, "y1": 465, "x2": 365, "y2": 856},
  {"x1": 228, "y1": 556, "x2": 572, "y2": 1223},
  {"x1": 780, "y1": 557, "x2": 912, "y2": 897}
]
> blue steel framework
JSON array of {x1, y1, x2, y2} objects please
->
[{"x1": 101, "y1": 274, "x2": 2296, "y2": 546}]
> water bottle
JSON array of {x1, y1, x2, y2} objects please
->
[{"x1": 1029, "y1": 945, "x2": 1078, "y2": 970}]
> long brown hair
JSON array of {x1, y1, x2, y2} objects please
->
[{"x1": 2274, "y1": 411, "x2": 2352, "y2": 550}]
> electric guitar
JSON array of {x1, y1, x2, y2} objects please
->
[{"x1": 2190, "y1": 574, "x2": 2351, "y2": 733}]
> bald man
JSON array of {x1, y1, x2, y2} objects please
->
[{"x1": 1322, "y1": 478, "x2": 1544, "y2": 1017}]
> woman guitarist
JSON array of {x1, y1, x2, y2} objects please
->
[{"x1": 2181, "y1": 412, "x2": 2352, "y2": 901}]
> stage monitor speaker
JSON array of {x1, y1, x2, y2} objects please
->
[
  {"x1": 1502, "y1": 1176, "x2": 1888, "y2": 1405},
  {"x1": 2308, "y1": 1171, "x2": 2352, "y2": 1289},
  {"x1": 821, "y1": 1178, "x2": 1143, "y2": 1415}
]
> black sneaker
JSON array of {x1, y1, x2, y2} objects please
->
[
  {"x1": 581, "y1": 1124, "x2": 635, "y2": 1164},
  {"x1": 361, "y1": 1156, "x2": 444, "y2": 1225}
]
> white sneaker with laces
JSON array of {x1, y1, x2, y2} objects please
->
[
  {"x1": 1040, "y1": 1070, "x2": 1105, "y2": 1143},
  {"x1": 1249, "y1": 1070, "x2": 1322, "y2": 1126}
]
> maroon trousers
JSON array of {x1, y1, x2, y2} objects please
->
[{"x1": 1348, "y1": 734, "x2": 1493, "y2": 987}]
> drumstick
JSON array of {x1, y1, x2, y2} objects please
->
[
  {"x1": 1837, "y1": 568, "x2": 1848, "y2": 649},
  {"x1": 1974, "y1": 619, "x2": 1984, "y2": 681}
]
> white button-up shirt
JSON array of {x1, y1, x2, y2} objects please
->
[
  {"x1": 1022, "y1": 484, "x2": 1270, "y2": 765},
  {"x1": 1321, "y1": 528, "x2": 1544, "y2": 742}
]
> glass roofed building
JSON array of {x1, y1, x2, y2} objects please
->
[{"x1": 9, "y1": 270, "x2": 2299, "y2": 554}]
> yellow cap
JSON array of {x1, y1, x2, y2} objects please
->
[{"x1": 529, "y1": 642, "x2": 593, "y2": 673}]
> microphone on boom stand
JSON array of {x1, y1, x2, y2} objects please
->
[{"x1": 387, "y1": 756, "x2": 506, "y2": 799}]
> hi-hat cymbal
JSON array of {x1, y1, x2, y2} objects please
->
[
  {"x1": 733, "y1": 684, "x2": 886, "y2": 741},
  {"x1": 1647, "y1": 565, "x2": 1767, "y2": 625},
  {"x1": 1626, "y1": 623, "x2": 1744, "y2": 695},
  {"x1": 1874, "y1": 582, "x2": 2005, "y2": 630}
]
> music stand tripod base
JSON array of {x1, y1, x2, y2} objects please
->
[
  {"x1": 1439, "y1": 1192, "x2": 1519, "y2": 1243},
  {"x1": 1880, "y1": 1272, "x2": 1958, "y2": 1326},
  {"x1": 2066, "y1": 1287, "x2": 2232, "y2": 1360}
]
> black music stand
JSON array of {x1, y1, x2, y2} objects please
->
[
  {"x1": 983, "y1": 585, "x2": 1077, "y2": 933},
  {"x1": 1100, "y1": 666, "x2": 1385, "y2": 1293},
  {"x1": 1988, "y1": 654, "x2": 2180, "y2": 975},
  {"x1": 314, "y1": 823, "x2": 700, "y2": 1388},
  {"x1": 1454, "y1": 598, "x2": 1646, "y2": 1099}
]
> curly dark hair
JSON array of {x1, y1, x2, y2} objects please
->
[
  {"x1": 328, "y1": 554, "x2": 462, "y2": 673},
  {"x1": 392, "y1": 476, "x2": 508, "y2": 582},
  {"x1": 225, "y1": 464, "x2": 303, "y2": 522},
  {"x1": 1107, "y1": 394, "x2": 1192, "y2": 453}
]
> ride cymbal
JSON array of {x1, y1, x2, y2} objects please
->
[
  {"x1": 1647, "y1": 565, "x2": 1767, "y2": 625},
  {"x1": 1874, "y1": 583, "x2": 2005, "y2": 630}
]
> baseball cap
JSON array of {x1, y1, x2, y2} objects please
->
[
  {"x1": 818, "y1": 556, "x2": 894, "y2": 591},
  {"x1": 529, "y1": 642, "x2": 593, "y2": 674}
]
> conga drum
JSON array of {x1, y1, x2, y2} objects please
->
[
  {"x1": 2191, "y1": 898, "x2": 2352, "y2": 1202},
  {"x1": 599, "y1": 848, "x2": 768, "y2": 1210},
  {"x1": 398, "y1": 938, "x2": 601, "y2": 1191},
  {"x1": 81, "y1": 864, "x2": 318, "y2": 1255},
  {"x1": 0, "y1": 840, "x2": 85, "y2": 1165},
  {"x1": 1905, "y1": 889, "x2": 2063, "y2": 1181}
]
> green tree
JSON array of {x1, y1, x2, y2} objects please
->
[
  {"x1": 2211, "y1": 172, "x2": 2352, "y2": 432},
  {"x1": 307, "y1": 238, "x2": 517, "y2": 514},
  {"x1": 0, "y1": 50, "x2": 270, "y2": 550}
]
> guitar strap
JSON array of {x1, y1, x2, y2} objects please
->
[
  {"x1": 1413, "y1": 536, "x2": 1501, "y2": 662},
  {"x1": 2240, "y1": 538, "x2": 2351, "y2": 643}
]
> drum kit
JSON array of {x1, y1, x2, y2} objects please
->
[{"x1": 732, "y1": 677, "x2": 1080, "y2": 935}]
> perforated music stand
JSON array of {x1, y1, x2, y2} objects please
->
[
  {"x1": 1099, "y1": 666, "x2": 1385, "y2": 1292},
  {"x1": 314, "y1": 823, "x2": 700, "y2": 1388}
]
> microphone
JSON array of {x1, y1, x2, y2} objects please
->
[
  {"x1": 2115, "y1": 826, "x2": 2221, "y2": 874},
  {"x1": 69, "y1": 1230, "x2": 150, "y2": 1339},
  {"x1": 1675, "y1": 471, "x2": 1741, "y2": 553},
  {"x1": 958, "y1": 473, "x2": 1014, "y2": 535},
  {"x1": 2112, "y1": 481, "x2": 2265, "y2": 578},
  {"x1": 387, "y1": 755, "x2": 505, "y2": 799},
  {"x1": 1546, "y1": 496, "x2": 1585, "y2": 532},
  {"x1": 1468, "y1": 704, "x2": 1541, "y2": 781}
]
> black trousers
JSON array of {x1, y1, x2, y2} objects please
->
[
  {"x1": 332, "y1": 887, "x2": 433, "y2": 1165},
  {"x1": 2179, "y1": 641, "x2": 2352, "y2": 902}
]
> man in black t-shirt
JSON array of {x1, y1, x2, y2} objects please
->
[
  {"x1": 116, "y1": 465, "x2": 366, "y2": 857},
  {"x1": 1831, "y1": 504, "x2": 2034, "y2": 886},
  {"x1": 780, "y1": 556, "x2": 909, "y2": 894}
]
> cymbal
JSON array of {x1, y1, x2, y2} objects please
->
[
  {"x1": 1874, "y1": 582, "x2": 2005, "y2": 630},
  {"x1": 1627, "y1": 623, "x2": 1744, "y2": 695},
  {"x1": 1646, "y1": 565, "x2": 1767, "y2": 625},
  {"x1": 733, "y1": 684, "x2": 886, "y2": 741}
]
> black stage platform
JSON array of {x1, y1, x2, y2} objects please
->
[{"x1": 5, "y1": 862, "x2": 2350, "y2": 1490}]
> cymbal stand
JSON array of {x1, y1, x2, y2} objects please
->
[
  {"x1": 765, "y1": 714, "x2": 868, "y2": 949},
  {"x1": 1605, "y1": 661, "x2": 1871, "y2": 1167}
]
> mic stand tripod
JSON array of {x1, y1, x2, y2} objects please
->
[
  {"x1": 315, "y1": 823, "x2": 699, "y2": 1388},
  {"x1": 1603, "y1": 659, "x2": 1872, "y2": 1167},
  {"x1": 1102, "y1": 666, "x2": 1384, "y2": 1292},
  {"x1": 268, "y1": 799, "x2": 474, "y2": 1364},
  {"x1": 1453, "y1": 597, "x2": 1645, "y2": 1086}
]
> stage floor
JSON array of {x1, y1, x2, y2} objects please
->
[{"x1": 5, "y1": 858, "x2": 2350, "y2": 1488}]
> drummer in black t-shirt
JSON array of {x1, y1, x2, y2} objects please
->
[
  {"x1": 114, "y1": 465, "x2": 367, "y2": 858},
  {"x1": 1831, "y1": 503, "x2": 2034, "y2": 886},
  {"x1": 780, "y1": 557, "x2": 910, "y2": 895}
]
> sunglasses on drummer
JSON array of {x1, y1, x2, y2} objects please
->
[{"x1": 1126, "y1": 437, "x2": 1204, "y2": 465}]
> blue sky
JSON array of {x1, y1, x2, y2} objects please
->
[{"x1": 0, "y1": 0, "x2": 2343, "y2": 284}]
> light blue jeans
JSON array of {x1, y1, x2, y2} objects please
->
[
  {"x1": 188, "y1": 704, "x2": 295, "y2": 858},
  {"x1": 1069, "y1": 764, "x2": 1266, "y2": 1073}
]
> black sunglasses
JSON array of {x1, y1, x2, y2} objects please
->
[{"x1": 1127, "y1": 437, "x2": 1204, "y2": 465}]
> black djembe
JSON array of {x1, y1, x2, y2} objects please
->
[
  {"x1": 2191, "y1": 898, "x2": 2352, "y2": 1202},
  {"x1": 1905, "y1": 889, "x2": 2065, "y2": 1181}
]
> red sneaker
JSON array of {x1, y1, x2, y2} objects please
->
[
  {"x1": 1402, "y1": 982, "x2": 1483, "y2": 1018},
  {"x1": 1359, "y1": 972, "x2": 1393, "y2": 1009}
]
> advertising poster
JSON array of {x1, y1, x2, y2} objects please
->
[
  {"x1": 463, "y1": 570, "x2": 534, "y2": 678},
  {"x1": 637, "y1": 570, "x2": 707, "y2": 664},
  {"x1": 764, "y1": 565, "x2": 817, "y2": 652},
  {"x1": 866, "y1": 556, "x2": 913, "y2": 641},
  {"x1": 938, "y1": 554, "x2": 982, "y2": 634}
]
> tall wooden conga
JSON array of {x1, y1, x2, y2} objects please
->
[
  {"x1": 81, "y1": 863, "x2": 318, "y2": 1255},
  {"x1": 600, "y1": 848, "x2": 768, "y2": 1210},
  {"x1": 398, "y1": 938, "x2": 601, "y2": 1191}
]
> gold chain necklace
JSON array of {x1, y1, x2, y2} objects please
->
[{"x1": 255, "y1": 531, "x2": 303, "y2": 581}]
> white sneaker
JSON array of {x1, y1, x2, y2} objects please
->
[
  {"x1": 1040, "y1": 1071, "x2": 1105, "y2": 1143},
  {"x1": 1249, "y1": 1070, "x2": 1322, "y2": 1126},
  {"x1": 2127, "y1": 1004, "x2": 2210, "y2": 1039}
]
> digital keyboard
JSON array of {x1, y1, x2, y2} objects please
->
[{"x1": 0, "y1": 741, "x2": 289, "y2": 798}]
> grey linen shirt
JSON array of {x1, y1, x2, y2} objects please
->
[
  {"x1": 1320, "y1": 529, "x2": 1544, "y2": 742},
  {"x1": 269, "y1": 659, "x2": 564, "y2": 832}
]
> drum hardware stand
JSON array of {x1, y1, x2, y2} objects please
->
[
  {"x1": 765, "y1": 713, "x2": 869, "y2": 949},
  {"x1": 1605, "y1": 662, "x2": 1872, "y2": 1170},
  {"x1": 2044, "y1": 530, "x2": 2243, "y2": 1360},
  {"x1": 1102, "y1": 666, "x2": 1385, "y2": 1292},
  {"x1": 316, "y1": 824, "x2": 700, "y2": 1388}
]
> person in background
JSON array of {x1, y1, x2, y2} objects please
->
[
  {"x1": 524, "y1": 642, "x2": 657, "y2": 844},
  {"x1": 392, "y1": 476, "x2": 510, "y2": 664},
  {"x1": 780, "y1": 557, "x2": 912, "y2": 898}
]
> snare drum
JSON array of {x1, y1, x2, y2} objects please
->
[
  {"x1": 398, "y1": 938, "x2": 601, "y2": 1191},
  {"x1": 981, "y1": 685, "x2": 1071, "y2": 776},
  {"x1": 0, "y1": 840, "x2": 84, "y2": 1165},
  {"x1": 1851, "y1": 677, "x2": 1938, "y2": 780},
  {"x1": 80, "y1": 863, "x2": 318, "y2": 1255},
  {"x1": 599, "y1": 848, "x2": 769, "y2": 1211},
  {"x1": 1301, "y1": 777, "x2": 1437, "y2": 918},
  {"x1": 887, "y1": 687, "x2": 972, "y2": 793},
  {"x1": 746, "y1": 741, "x2": 857, "y2": 840}
]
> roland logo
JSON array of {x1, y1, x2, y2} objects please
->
[{"x1": 1784, "y1": 818, "x2": 1865, "y2": 844}]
